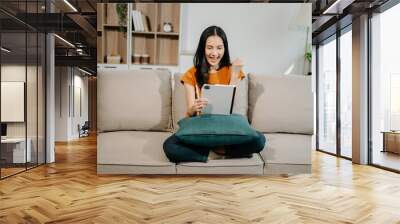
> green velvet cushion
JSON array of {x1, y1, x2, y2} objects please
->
[{"x1": 176, "y1": 114, "x2": 259, "y2": 147}]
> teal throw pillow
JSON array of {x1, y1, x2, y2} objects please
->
[{"x1": 175, "y1": 114, "x2": 259, "y2": 147}]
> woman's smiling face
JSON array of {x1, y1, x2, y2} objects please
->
[{"x1": 205, "y1": 35, "x2": 225, "y2": 68}]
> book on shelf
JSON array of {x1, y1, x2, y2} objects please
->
[
  {"x1": 132, "y1": 10, "x2": 142, "y2": 31},
  {"x1": 141, "y1": 13, "x2": 148, "y2": 32},
  {"x1": 137, "y1": 11, "x2": 144, "y2": 31},
  {"x1": 145, "y1": 16, "x2": 151, "y2": 32},
  {"x1": 132, "y1": 10, "x2": 150, "y2": 32},
  {"x1": 132, "y1": 10, "x2": 139, "y2": 31},
  {"x1": 131, "y1": 10, "x2": 136, "y2": 31}
]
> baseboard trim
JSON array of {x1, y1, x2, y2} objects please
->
[
  {"x1": 264, "y1": 164, "x2": 311, "y2": 175},
  {"x1": 97, "y1": 164, "x2": 176, "y2": 174},
  {"x1": 97, "y1": 164, "x2": 311, "y2": 175}
]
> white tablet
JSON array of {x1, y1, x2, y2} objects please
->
[{"x1": 200, "y1": 84, "x2": 236, "y2": 115}]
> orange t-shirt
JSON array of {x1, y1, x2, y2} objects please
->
[{"x1": 180, "y1": 66, "x2": 245, "y2": 87}]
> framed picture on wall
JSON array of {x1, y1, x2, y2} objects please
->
[{"x1": 1, "y1": 81, "x2": 25, "y2": 122}]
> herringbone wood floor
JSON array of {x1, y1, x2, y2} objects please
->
[{"x1": 1, "y1": 135, "x2": 400, "y2": 224}]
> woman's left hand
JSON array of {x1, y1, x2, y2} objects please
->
[
  {"x1": 232, "y1": 58, "x2": 244, "y2": 73},
  {"x1": 230, "y1": 58, "x2": 244, "y2": 85}
]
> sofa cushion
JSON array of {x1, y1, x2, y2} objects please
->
[
  {"x1": 232, "y1": 75, "x2": 249, "y2": 117},
  {"x1": 172, "y1": 73, "x2": 187, "y2": 131},
  {"x1": 259, "y1": 133, "x2": 312, "y2": 165},
  {"x1": 176, "y1": 153, "x2": 264, "y2": 174},
  {"x1": 175, "y1": 114, "x2": 258, "y2": 147},
  {"x1": 172, "y1": 73, "x2": 248, "y2": 131},
  {"x1": 97, "y1": 69, "x2": 172, "y2": 132},
  {"x1": 248, "y1": 74, "x2": 313, "y2": 134},
  {"x1": 97, "y1": 131, "x2": 176, "y2": 174},
  {"x1": 97, "y1": 164, "x2": 176, "y2": 175}
]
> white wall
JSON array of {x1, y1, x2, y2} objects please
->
[
  {"x1": 1, "y1": 64, "x2": 47, "y2": 164},
  {"x1": 1, "y1": 66, "x2": 26, "y2": 125},
  {"x1": 1, "y1": 65, "x2": 38, "y2": 137},
  {"x1": 55, "y1": 67, "x2": 89, "y2": 141},
  {"x1": 312, "y1": 45, "x2": 317, "y2": 150},
  {"x1": 55, "y1": 66, "x2": 70, "y2": 141},
  {"x1": 72, "y1": 73, "x2": 89, "y2": 138},
  {"x1": 179, "y1": 3, "x2": 311, "y2": 75},
  {"x1": 1, "y1": 82, "x2": 24, "y2": 122}
]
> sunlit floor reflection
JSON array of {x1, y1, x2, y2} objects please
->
[{"x1": 373, "y1": 150, "x2": 400, "y2": 171}]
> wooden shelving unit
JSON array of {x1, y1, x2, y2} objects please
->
[
  {"x1": 131, "y1": 3, "x2": 180, "y2": 66},
  {"x1": 97, "y1": 3, "x2": 128, "y2": 64},
  {"x1": 97, "y1": 3, "x2": 181, "y2": 66}
]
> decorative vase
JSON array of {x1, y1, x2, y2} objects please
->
[{"x1": 107, "y1": 55, "x2": 121, "y2": 64}]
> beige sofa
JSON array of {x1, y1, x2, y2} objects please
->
[{"x1": 97, "y1": 69, "x2": 313, "y2": 175}]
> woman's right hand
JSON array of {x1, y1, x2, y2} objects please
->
[{"x1": 188, "y1": 98, "x2": 208, "y2": 116}]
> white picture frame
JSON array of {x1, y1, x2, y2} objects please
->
[{"x1": 1, "y1": 81, "x2": 25, "y2": 122}]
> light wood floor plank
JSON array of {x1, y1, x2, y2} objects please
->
[{"x1": 0, "y1": 135, "x2": 400, "y2": 223}]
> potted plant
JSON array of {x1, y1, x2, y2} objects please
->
[
  {"x1": 105, "y1": 3, "x2": 126, "y2": 64},
  {"x1": 116, "y1": 3, "x2": 127, "y2": 32},
  {"x1": 305, "y1": 44, "x2": 312, "y2": 76}
]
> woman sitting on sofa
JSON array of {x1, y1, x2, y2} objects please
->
[{"x1": 163, "y1": 25, "x2": 265, "y2": 163}]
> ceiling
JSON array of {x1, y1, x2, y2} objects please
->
[
  {"x1": 0, "y1": 0, "x2": 97, "y2": 74},
  {"x1": 311, "y1": 0, "x2": 390, "y2": 43}
]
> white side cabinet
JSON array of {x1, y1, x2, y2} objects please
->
[{"x1": 1, "y1": 138, "x2": 32, "y2": 163}]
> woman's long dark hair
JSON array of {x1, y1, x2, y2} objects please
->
[{"x1": 193, "y1": 26, "x2": 231, "y2": 88}]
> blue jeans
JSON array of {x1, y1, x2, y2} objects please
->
[{"x1": 163, "y1": 131, "x2": 266, "y2": 163}]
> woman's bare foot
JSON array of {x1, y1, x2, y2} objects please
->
[
  {"x1": 213, "y1": 146, "x2": 226, "y2": 155},
  {"x1": 208, "y1": 150, "x2": 225, "y2": 160}
]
